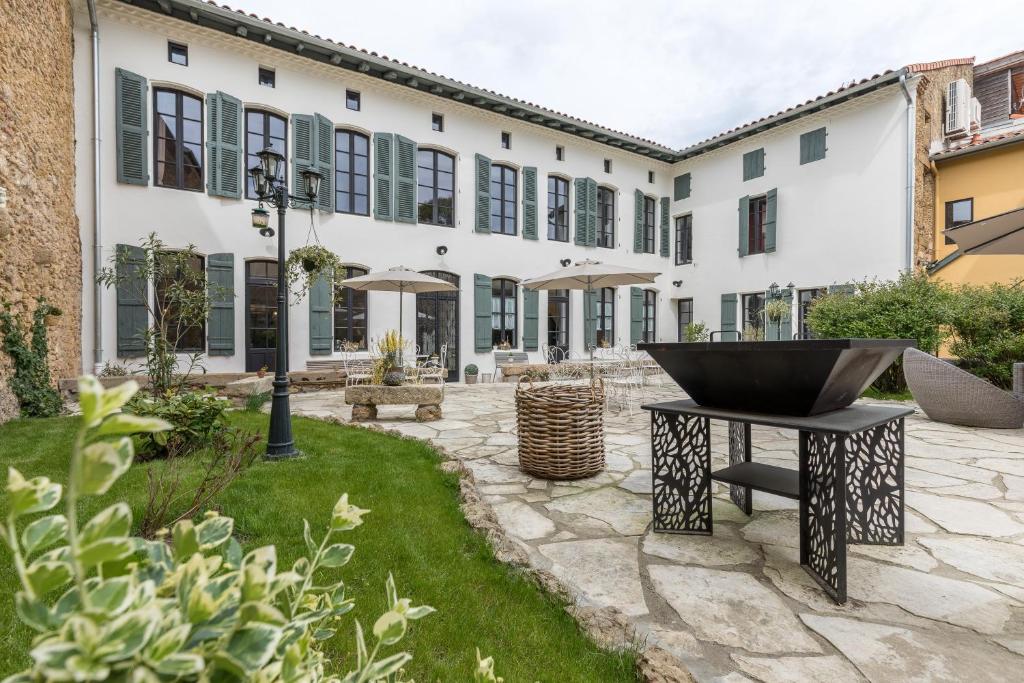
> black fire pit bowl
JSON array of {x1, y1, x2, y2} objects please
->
[{"x1": 638, "y1": 339, "x2": 915, "y2": 416}]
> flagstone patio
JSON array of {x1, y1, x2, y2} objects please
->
[{"x1": 290, "y1": 383, "x2": 1024, "y2": 682}]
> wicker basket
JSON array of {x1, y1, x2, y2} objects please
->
[{"x1": 515, "y1": 379, "x2": 605, "y2": 479}]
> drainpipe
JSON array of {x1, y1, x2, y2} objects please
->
[
  {"x1": 87, "y1": 0, "x2": 103, "y2": 373},
  {"x1": 899, "y1": 71, "x2": 915, "y2": 272}
]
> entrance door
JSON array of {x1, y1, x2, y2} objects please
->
[
  {"x1": 547, "y1": 289, "x2": 569, "y2": 359},
  {"x1": 416, "y1": 271, "x2": 460, "y2": 382},
  {"x1": 246, "y1": 260, "x2": 278, "y2": 372}
]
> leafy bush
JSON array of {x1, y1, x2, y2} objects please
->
[
  {"x1": 0, "y1": 376, "x2": 453, "y2": 682},
  {"x1": 946, "y1": 280, "x2": 1024, "y2": 389},
  {"x1": 806, "y1": 272, "x2": 951, "y2": 392},
  {"x1": 0, "y1": 297, "x2": 63, "y2": 418},
  {"x1": 464, "y1": 364, "x2": 478, "y2": 376},
  {"x1": 126, "y1": 390, "x2": 229, "y2": 460},
  {"x1": 683, "y1": 322, "x2": 709, "y2": 343}
]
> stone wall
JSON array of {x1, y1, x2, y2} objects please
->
[
  {"x1": 0, "y1": 0, "x2": 81, "y2": 421},
  {"x1": 912, "y1": 64, "x2": 975, "y2": 270}
]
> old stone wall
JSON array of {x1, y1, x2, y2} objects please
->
[
  {"x1": 0, "y1": 0, "x2": 82, "y2": 421},
  {"x1": 912, "y1": 64, "x2": 975, "y2": 270}
]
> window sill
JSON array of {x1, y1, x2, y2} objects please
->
[
  {"x1": 336, "y1": 210, "x2": 371, "y2": 217},
  {"x1": 421, "y1": 221, "x2": 455, "y2": 228},
  {"x1": 155, "y1": 183, "x2": 205, "y2": 193}
]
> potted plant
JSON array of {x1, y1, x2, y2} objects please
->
[
  {"x1": 257, "y1": 365, "x2": 268, "y2": 378},
  {"x1": 764, "y1": 299, "x2": 791, "y2": 325},
  {"x1": 284, "y1": 245, "x2": 343, "y2": 302},
  {"x1": 464, "y1": 364, "x2": 479, "y2": 384}
]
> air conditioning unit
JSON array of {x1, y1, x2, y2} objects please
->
[{"x1": 945, "y1": 79, "x2": 971, "y2": 138}]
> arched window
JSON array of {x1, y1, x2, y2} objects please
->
[
  {"x1": 154, "y1": 88, "x2": 203, "y2": 191},
  {"x1": 597, "y1": 287, "x2": 615, "y2": 347},
  {"x1": 245, "y1": 109, "x2": 287, "y2": 199},
  {"x1": 417, "y1": 149, "x2": 455, "y2": 226},
  {"x1": 335, "y1": 129, "x2": 369, "y2": 216},
  {"x1": 490, "y1": 164, "x2": 517, "y2": 235},
  {"x1": 491, "y1": 278, "x2": 517, "y2": 347},
  {"x1": 643, "y1": 289, "x2": 657, "y2": 342},
  {"x1": 547, "y1": 176, "x2": 569, "y2": 241},
  {"x1": 598, "y1": 186, "x2": 615, "y2": 248},
  {"x1": 334, "y1": 266, "x2": 369, "y2": 350}
]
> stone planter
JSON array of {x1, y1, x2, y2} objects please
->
[{"x1": 345, "y1": 384, "x2": 444, "y2": 422}]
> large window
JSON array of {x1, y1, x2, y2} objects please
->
[
  {"x1": 547, "y1": 176, "x2": 569, "y2": 241},
  {"x1": 547, "y1": 289, "x2": 569, "y2": 352},
  {"x1": 597, "y1": 287, "x2": 615, "y2": 347},
  {"x1": 491, "y1": 279, "x2": 517, "y2": 347},
  {"x1": 154, "y1": 252, "x2": 205, "y2": 352},
  {"x1": 675, "y1": 214, "x2": 693, "y2": 265},
  {"x1": 154, "y1": 88, "x2": 203, "y2": 191},
  {"x1": 677, "y1": 298, "x2": 693, "y2": 342},
  {"x1": 944, "y1": 197, "x2": 973, "y2": 245},
  {"x1": 334, "y1": 266, "x2": 369, "y2": 351},
  {"x1": 797, "y1": 288, "x2": 826, "y2": 340},
  {"x1": 642, "y1": 289, "x2": 657, "y2": 343},
  {"x1": 643, "y1": 196, "x2": 656, "y2": 253},
  {"x1": 742, "y1": 292, "x2": 765, "y2": 340},
  {"x1": 245, "y1": 109, "x2": 286, "y2": 199},
  {"x1": 747, "y1": 195, "x2": 768, "y2": 255},
  {"x1": 490, "y1": 164, "x2": 517, "y2": 235},
  {"x1": 598, "y1": 186, "x2": 615, "y2": 248},
  {"x1": 335, "y1": 129, "x2": 370, "y2": 216},
  {"x1": 417, "y1": 149, "x2": 455, "y2": 226}
]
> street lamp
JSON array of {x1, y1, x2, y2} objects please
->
[{"x1": 249, "y1": 146, "x2": 322, "y2": 460}]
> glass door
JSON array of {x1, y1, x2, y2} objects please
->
[
  {"x1": 245, "y1": 260, "x2": 278, "y2": 372},
  {"x1": 547, "y1": 289, "x2": 569, "y2": 358},
  {"x1": 416, "y1": 271, "x2": 460, "y2": 381}
]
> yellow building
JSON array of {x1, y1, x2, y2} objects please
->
[{"x1": 929, "y1": 130, "x2": 1024, "y2": 284}]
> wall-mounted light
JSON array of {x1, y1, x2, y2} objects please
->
[
  {"x1": 560, "y1": 258, "x2": 571, "y2": 267},
  {"x1": 672, "y1": 280, "x2": 682, "y2": 287},
  {"x1": 436, "y1": 245, "x2": 448, "y2": 256}
]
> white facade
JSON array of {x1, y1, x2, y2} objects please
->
[{"x1": 73, "y1": 1, "x2": 916, "y2": 379}]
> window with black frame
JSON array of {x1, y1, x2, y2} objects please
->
[
  {"x1": 154, "y1": 88, "x2": 203, "y2": 191},
  {"x1": 491, "y1": 279, "x2": 517, "y2": 347},
  {"x1": 643, "y1": 196, "x2": 656, "y2": 253},
  {"x1": 798, "y1": 288, "x2": 826, "y2": 340},
  {"x1": 154, "y1": 252, "x2": 205, "y2": 352},
  {"x1": 677, "y1": 298, "x2": 693, "y2": 342},
  {"x1": 547, "y1": 289, "x2": 569, "y2": 353},
  {"x1": 335, "y1": 129, "x2": 370, "y2": 216},
  {"x1": 245, "y1": 109, "x2": 286, "y2": 199},
  {"x1": 490, "y1": 164, "x2": 517, "y2": 235},
  {"x1": 417, "y1": 149, "x2": 455, "y2": 226},
  {"x1": 944, "y1": 198, "x2": 973, "y2": 245},
  {"x1": 742, "y1": 292, "x2": 765, "y2": 340},
  {"x1": 747, "y1": 195, "x2": 768, "y2": 254},
  {"x1": 334, "y1": 266, "x2": 369, "y2": 350},
  {"x1": 598, "y1": 186, "x2": 615, "y2": 248},
  {"x1": 643, "y1": 289, "x2": 657, "y2": 342},
  {"x1": 597, "y1": 287, "x2": 615, "y2": 347},
  {"x1": 675, "y1": 214, "x2": 693, "y2": 265},
  {"x1": 547, "y1": 176, "x2": 569, "y2": 241}
]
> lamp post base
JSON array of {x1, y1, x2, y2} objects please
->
[{"x1": 265, "y1": 375, "x2": 299, "y2": 460}]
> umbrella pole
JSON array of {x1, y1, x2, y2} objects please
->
[
  {"x1": 398, "y1": 286, "x2": 404, "y2": 370},
  {"x1": 588, "y1": 279, "x2": 595, "y2": 383}
]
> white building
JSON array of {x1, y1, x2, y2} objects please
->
[{"x1": 73, "y1": 0, "x2": 922, "y2": 380}]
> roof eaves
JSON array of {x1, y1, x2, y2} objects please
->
[{"x1": 930, "y1": 128, "x2": 1024, "y2": 161}]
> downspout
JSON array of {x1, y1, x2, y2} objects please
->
[
  {"x1": 899, "y1": 71, "x2": 915, "y2": 272},
  {"x1": 87, "y1": 0, "x2": 103, "y2": 373}
]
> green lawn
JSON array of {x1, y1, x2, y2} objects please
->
[{"x1": 0, "y1": 412, "x2": 637, "y2": 681}]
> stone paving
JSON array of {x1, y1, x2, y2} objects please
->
[{"x1": 290, "y1": 382, "x2": 1024, "y2": 682}]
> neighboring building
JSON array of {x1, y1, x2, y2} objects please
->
[{"x1": 0, "y1": 0, "x2": 82, "y2": 421}]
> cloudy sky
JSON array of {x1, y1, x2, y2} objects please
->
[{"x1": 233, "y1": 0, "x2": 1022, "y2": 149}]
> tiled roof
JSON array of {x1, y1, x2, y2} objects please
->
[
  {"x1": 975, "y1": 49, "x2": 1024, "y2": 75},
  {"x1": 931, "y1": 127, "x2": 1024, "y2": 160},
  {"x1": 905, "y1": 57, "x2": 974, "y2": 73}
]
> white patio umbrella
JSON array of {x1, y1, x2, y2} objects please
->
[
  {"x1": 337, "y1": 266, "x2": 456, "y2": 366},
  {"x1": 944, "y1": 206, "x2": 1024, "y2": 255},
  {"x1": 522, "y1": 259, "x2": 660, "y2": 377}
]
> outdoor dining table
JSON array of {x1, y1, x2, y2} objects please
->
[{"x1": 641, "y1": 398, "x2": 913, "y2": 604}]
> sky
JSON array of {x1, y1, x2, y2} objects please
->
[{"x1": 231, "y1": 0, "x2": 1023, "y2": 149}]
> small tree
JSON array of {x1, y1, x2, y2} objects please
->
[
  {"x1": 0, "y1": 297, "x2": 63, "y2": 417},
  {"x1": 946, "y1": 279, "x2": 1024, "y2": 389},
  {"x1": 97, "y1": 233, "x2": 221, "y2": 397}
]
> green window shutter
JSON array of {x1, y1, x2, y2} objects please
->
[
  {"x1": 522, "y1": 166, "x2": 538, "y2": 239},
  {"x1": 742, "y1": 148, "x2": 765, "y2": 181},
  {"x1": 659, "y1": 196, "x2": 670, "y2": 257},
  {"x1": 629, "y1": 287, "x2": 644, "y2": 345},
  {"x1": 765, "y1": 188, "x2": 778, "y2": 253},
  {"x1": 394, "y1": 134, "x2": 417, "y2": 223},
  {"x1": 800, "y1": 127, "x2": 827, "y2": 164},
  {"x1": 309, "y1": 272, "x2": 333, "y2": 355},
  {"x1": 373, "y1": 133, "x2": 394, "y2": 220},
  {"x1": 206, "y1": 91, "x2": 243, "y2": 199},
  {"x1": 573, "y1": 177, "x2": 588, "y2": 245},
  {"x1": 292, "y1": 114, "x2": 315, "y2": 210},
  {"x1": 720, "y1": 293, "x2": 738, "y2": 338},
  {"x1": 673, "y1": 172, "x2": 691, "y2": 201},
  {"x1": 315, "y1": 113, "x2": 334, "y2": 212},
  {"x1": 473, "y1": 274, "x2": 492, "y2": 352},
  {"x1": 738, "y1": 195, "x2": 750, "y2": 257},
  {"x1": 115, "y1": 244, "x2": 148, "y2": 357},
  {"x1": 522, "y1": 289, "x2": 539, "y2": 351},
  {"x1": 474, "y1": 153, "x2": 491, "y2": 233},
  {"x1": 583, "y1": 290, "x2": 597, "y2": 350},
  {"x1": 585, "y1": 178, "x2": 598, "y2": 246},
  {"x1": 207, "y1": 253, "x2": 234, "y2": 356},
  {"x1": 633, "y1": 189, "x2": 644, "y2": 252},
  {"x1": 115, "y1": 68, "x2": 148, "y2": 186},
  {"x1": 779, "y1": 287, "x2": 793, "y2": 341}
]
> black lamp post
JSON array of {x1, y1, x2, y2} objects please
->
[{"x1": 249, "y1": 147, "x2": 322, "y2": 460}]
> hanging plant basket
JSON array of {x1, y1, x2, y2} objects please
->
[{"x1": 284, "y1": 245, "x2": 343, "y2": 303}]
